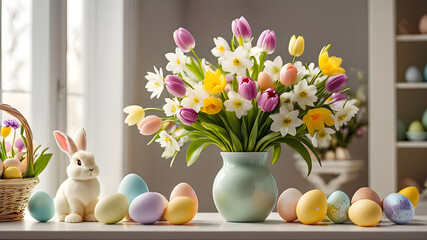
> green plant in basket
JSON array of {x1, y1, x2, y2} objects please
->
[
  {"x1": 124, "y1": 16, "x2": 358, "y2": 175},
  {"x1": 0, "y1": 119, "x2": 52, "y2": 178}
]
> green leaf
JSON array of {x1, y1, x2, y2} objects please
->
[
  {"x1": 282, "y1": 138, "x2": 312, "y2": 176},
  {"x1": 186, "y1": 139, "x2": 214, "y2": 166},
  {"x1": 200, "y1": 122, "x2": 232, "y2": 149},
  {"x1": 241, "y1": 119, "x2": 248, "y2": 151},
  {"x1": 298, "y1": 136, "x2": 321, "y2": 167},
  {"x1": 272, "y1": 144, "x2": 281, "y2": 165},
  {"x1": 229, "y1": 130, "x2": 242, "y2": 152},
  {"x1": 247, "y1": 111, "x2": 261, "y2": 151},
  {"x1": 225, "y1": 111, "x2": 241, "y2": 138},
  {"x1": 254, "y1": 131, "x2": 280, "y2": 152},
  {"x1": 33, "y1": 153, "x2": 53, "y2": 177},
  {"x1": 169, "y1": 151, "x2": 179, "y2": 167},
  {"x1": 147, "y1": 131, "x2": 161, "y2": 145}
]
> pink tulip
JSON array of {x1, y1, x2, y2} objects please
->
[
  {"x1": 15, "y1": 138, "x2": 26, "y2": 151},
  {"x1": 5, "y1": 141, "x2": 11, "y2": 153},
  {"x1": 173, "y1": 27, "x2": 195, "y2": 53},
  {"x1": 279, "y1": 63, "x2": 297, "y2": 86},
  {"x1": 138, "y1": 115, "x2": 163, "y2": 135},
  {"x1": 258, "y1": 88, "x2": 279, "y2": 112},
  {"x1": 257, "y1": 30, "x2": 276, "y2": 54},
  {"x1": 238, "y1": 77, "x2": 257, "y2": 100},
  {"x1": 231, "y1": 16, "x2": 251, "y2": 41}
]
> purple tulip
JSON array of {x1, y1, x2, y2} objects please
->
[
  {"x1": 232, "y1": 16, "x2": 251, "y2": 41},
  {"x1": 15, "y1": 138, "x2": 26, "y2": 151},
  {"x1": 178, "y1": 108, "x2": 198, "y2": 125},
  {"x1": 238, "y1": 77, "x2": 257, "y2": 100},
  {"x1": 165, "y1": 75, "x2": 186, "y2": 97},
  {"x1": 331, "y1": 92, "x2": 347, "y2": 102},
  {"x1": 173, "y1": 27, "x2": 195, "y2": 53},
  {"x1": 257, "y1": 30, "x2": 276, "y2": 54},
  {"x1": 325, "y1": 74, "x2": 347, "y2": 93},
  {"x1": 258, "y1": 88, "x2": 279, "y2": 112}
]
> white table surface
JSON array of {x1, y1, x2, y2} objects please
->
[{"x1": 0, "y1": 213, "x2": 426, "y2": 240}]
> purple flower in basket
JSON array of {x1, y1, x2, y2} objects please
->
[
  {"x1": 3, "y1": 119, "x2": 20, "y2": 129},
  {"x1": 15, "y1": 137, "x2": 26, "y2": 151}
]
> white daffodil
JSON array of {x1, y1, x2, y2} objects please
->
[
  {"x1": 145, "y1": 66, "x2": 164, "y2": 99},
  {"x1": 280, "y1": 92, "x2": 295, "y2": 111},
  {"x1": 224, "y1": 91, "x2": 253, "y2": 119},
  {"x1": 294, "y1": 61, "x2": 310, "y2": 82},
  {"x1": 291, "y1": 80, "x2": 318, "y2": 110},
  {"x1": 222, "y1": 46, "x2": 253, "y2": 76},
  {"x1": 156, "y1": 130, "x2": 180, "y2": 152},
  {"x1": 161, "y1": 146, "x2": 176, "y2": 159},
  {"x1": 181, "y1": 83, "x2": 209, "y2": 112},
  {"x1": 163, "y1": 97, "x2": 181, "y2": 117},
  {"x1": 211, "y1": 37, "x2": 230, "y2": 63},
  {"x1": 333, "y1": 99, "x2": 359, "y2": 130},
  {"x1": 307, "y1": 128, "x2": 335, "y2": 148},
  {"x1": 306, "y1": 63, "x2": 327, "y2": 85},
  {"x1": 181, "y1": 68, "x2": 199, "y2": 87},
  {"x1": 165, "y1": 48, "x2": 188, "y2": 74},
  {"x1": 270, "y1": 106, "x2": 303, "y2": 137},
  {"x1": 264, "y1": 56, "x2": 283, "y2": 81}
]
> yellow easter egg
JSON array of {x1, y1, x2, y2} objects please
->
[
  {"x1": 296, "y1": 189, "x2": 327, "y2": 225},
  {"x1": 3, "y1": 166, "x2": 22, "y2": 179},
  {"x1": 398, "y1": 186, "x2": 419, "y2": 209},
  {"x1": 164, "y1": 196, "x2": 196, "y2": 225},
  {"x1": 348, "y1": 199, "x2": 382, "y2": 227}
]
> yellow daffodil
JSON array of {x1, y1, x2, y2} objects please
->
[
  {"x1": 302, "y1": 108, "x2": 334, "y2": 136},
  {"x1": 318, "y1": 44, "x2": 345, "y2": 76},
  {"x1": 288, "y1": 35, "x2": 305, "y2": 57},
  {"x1": 1, "y1": 126, "x2": 11, "y2": 138},
  {"x1": 123, "y1": 105, "x2": 145, "y2": 126},
  {"x1": 203, "y1": 69, "x2": 226, "y2": 95},
  {"x1": 201, "y1": 97, "x2": 223, "y2": 115}
]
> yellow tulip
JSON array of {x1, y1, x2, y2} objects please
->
[
  {"x1": 318, "y1": 44, "x2": 345, "y2": 76},
  {"x1": 200, "y1": 97, "x2": 223, "y2": 115},
  {"x1": 288, "y1": 35, "x2": 305, "y2": 57},
  {"x1": 1, "y1": 126, "x2": 11, "y2": 138},
  {"x1": 302, "y1": 108, "x2": 334, "y2": 136},
  {"x1": 123, "y1": 105, "x2": 145, "y2": 126},
  {"x1": 203, "y1": 69, "x2": 226, "y2": 95}
]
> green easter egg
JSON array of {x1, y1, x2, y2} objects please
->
[
  {"x1": 408, "y1": 120, "x2": 424, "y2": 132},
  {"x1": 422, "y1": 109, "x2": 427, "y2": 130},
  {"x1": 397, "y1": 119, "x2": 406, "y2": 140}
]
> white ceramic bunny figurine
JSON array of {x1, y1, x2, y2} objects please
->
[{"x1": 53, "y1": 128, "x2": 100, "y2": 223}]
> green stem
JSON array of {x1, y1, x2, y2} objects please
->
[
  {"x1": 191, "y1": 48, "x2": 204, "y2": 75},
  {"x1": 181, "y1": 78, "x2": 195, "y2": 89},
  {"x1": 11, "y1": 130, "x2": 16, "y2": 157},
  {"x1": 238, "y1": 35, "x2": 243, "y2": 46},
  {"x1": 258, "y1": 52, "x2": 267, "y2": 73},
  {"x1": 292, "y1": 56, "x2": 296, "y2": 64},
  {"x1": 310, "y1": 71, "x2": 322, "y2": 85},
  {"x1": 145, "y1": 108, "x2": 164, "y2": 111}
]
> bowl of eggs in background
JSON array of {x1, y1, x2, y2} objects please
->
[{"x1": 277, "y1": 186, "x2": 419, "y2": 227}]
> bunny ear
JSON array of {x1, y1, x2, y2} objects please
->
[
  {"x1": 53, "y1": 131, "x2": 78, "y2": 156},
  {"x1": 73, "y1": 128, "x2": 87, "y2": 151}
]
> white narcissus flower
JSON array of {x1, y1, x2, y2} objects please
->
[
  {"x1": 156, "y1": 130, "x2": 180, "y2": 152},
  {"x1": 224, "y1": 91, "x2": 253, "y2": 119},
  {"x1": 222, "y1": 46, "x2": 253, "y2": 76},
  {"x1": 211, "y1": 37, "x2": 230, "y2": 63},
  {"x1": 264, "y1": 56, "x2": 283, "y2": 81},
  {"x1": 161, "y1": 147, "x2": 176, "y2": 159},
  {"x1": 181, "y1": 83, "x2": 209, "y2": 112},
  {"x1": 270, "y1": 106, "x2": 303, "y2": 137},
  {"x1": 306, "y1": 128, "x2": 335, "y2": 148},
  {"x1": 307, "y1": 63, "x2": 327, "y2": 85},
  {"x1": 145, "y1": 66, "x2": 164, "y2": 99},
  {"x1": 333, "y1": 99, "x2": 359, "y2": 130},
  {"x1": 165, "y1": 48, "x2": 188, "y2": 74},
  {"x1": 163, "y1": 97, "x2": 181, "y2": 117},
  {"x1": 280, "y1": 92, "x2": 294, "y2": 112},
  {"x1": 291, "y1": 80, "x2": 318, "y2": 110},
  {"x1": 294, "y1": 61, "x2": 309, "y2": 82}
]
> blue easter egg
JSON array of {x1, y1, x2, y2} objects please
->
[
  {"x1": 28, "y1": 191, "x2": 55, "y2": 222},
  {"x1": 327, "y1": 190, "x2": 350, "y2": 223},
  {"x1": 405, "y1": 66, "x2": 422, "y2": 82},
  {"x1": 118, "y1": 173, "x2": 149, "y2": 204},
  {"x1": 383, "y1": 193, "x2": 415, "y2": 225}
]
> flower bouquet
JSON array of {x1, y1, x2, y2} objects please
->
[{"x1": 124, "y1": 16, "x2": 358, "y2": 221}]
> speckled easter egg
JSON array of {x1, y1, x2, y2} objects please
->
[
  {"x1": 277, "y1": 188, "x2": 302, "y2": 222},
  {"x1": 383, "y1": 193, "x2": 415, "y2": 225},
  {"x1": 28, "y1": 191, "x2": 55, "y2": 222},
  {"x1": 327, "y1": 190, "x2": 350, "y2": 223}
]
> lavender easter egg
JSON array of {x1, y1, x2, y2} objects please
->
[
  {"x1": 129, "y1": 192, "x2": 164, "y2": 224},
  {"x1": 383, "y1": 193, "x2": 415, "y2": 225}
]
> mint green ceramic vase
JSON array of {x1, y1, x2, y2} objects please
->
[{"x1": 213, "y1": 152, "x2": 278, "y2": 222}]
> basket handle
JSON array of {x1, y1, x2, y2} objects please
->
[{"x1": 0, "y1": 104, "x2": 34, "y2": 171}]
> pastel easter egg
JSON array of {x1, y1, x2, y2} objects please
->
[
  {"x1": 424, "y1": 64, "x2": 427, "y2": 82},
  {"x1": 277, "y1": 188, "x2": 302, "y2": 222},
  {"x1": 348, "y1": 199, "x2": 382, "y2": 227},
  {"x1": 422, "y1": 109, "x2": 427, "y2": 130},
  {"x1": 3, "y1": 166, "x2": 22, "y2": 179},
  {"x1": 408, "y1": 120, "x2": 424, "y2": 132},
  {"x1": 95, "y1": 193, "x2": 129, "y2": 224},
  {"x1": 398, "y1": 186, "x2": 419, "y2": 209},
  {"x1": 258, "y1": 72, "x2": 274, "y2": 90},
  {"x1": 351, "y1": 187, "x2": 382, "y2": 209},
  {"x1": 383, "y1": 193, "x2": 415, "y2": 225},
  {"x1": 118, "y1": 173, "x2": 149, "y2": 204},
  {"x1": 154, "y1": 192, "x2": 168, "y2": 221},
  {"x1": 327, "y1": 190, "x2": 350, "y2": 223},
  {"x1": 164, "y1": 196, "x2": 197, "y2": 225},
  {"x1": 138, "y1": 115, "x2": 162, "y2": 135},
  {"x1": 405, "y1": 66, "x2": 422, "y2": 82},
  {"x1": 4, "y1": 158, "x2": 26, "y2": 175},
  {"x1": 170, "y1": 182, "x2": 198, "y2": 212},
  {"x1": 296, "y1": 189, "x2": 327, "y2": 225},
  {"x1": 129, "y1": 192, "x2": 164, "y2": 225},
  {"x1": 28, "y1": 191, "x2": 55, "y2": 222},
  {"x1": 397, "y1": 119, "x2": 406, "y2": 141}
]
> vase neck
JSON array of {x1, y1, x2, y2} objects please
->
[{"x1": 220, "y1": 152, "x2": 268, "y2": 167}]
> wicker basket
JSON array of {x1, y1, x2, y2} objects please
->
[{"x1": 0, "y1": 104, "x2": 39, "y2": 221}]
